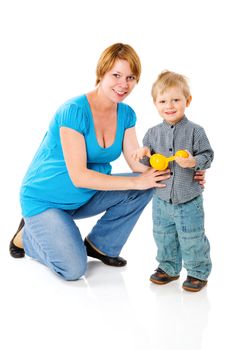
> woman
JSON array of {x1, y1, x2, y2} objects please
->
[{"x1": 10, "y1": 43, "x2": 204, "y2": 281}]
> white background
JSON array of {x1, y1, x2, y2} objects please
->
[{"x1": 0, "y1": 1, "x2": 232, "y2": 349}]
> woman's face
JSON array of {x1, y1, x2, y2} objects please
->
[{"x1": 99, "y1": 59, "x2": 137, "y2": 103}]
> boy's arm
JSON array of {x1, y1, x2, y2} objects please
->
[{"x1": 192, "y1": 127, "x2": 214, "y2": 170}]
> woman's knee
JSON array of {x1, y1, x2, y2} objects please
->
[
  {"x1": 50, "y1": 255, "x2": 87, "y2": 281},
  {"x1": 145, "y1": 188, "x2": 153, "y2": 201},
  {"x1": 136, "y1": 188, "x2": 153, "y2": 206},
  {"x1": 63, "y1": 266, "x2": 87, "y2": 281}
]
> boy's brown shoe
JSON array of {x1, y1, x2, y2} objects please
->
[
  {"x1": 150, "y1": 268, "x2": 180, "y2": 285},
  {"x1": 182, "y1": 276, "x2": 207, "y2": 292}
]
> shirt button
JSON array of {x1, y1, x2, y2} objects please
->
[
  {"x1": 171, "y1": 125, "x2": 174, "y2": 128},
  {"x1": 169, "y1": 148, "x2": 172, "y2": 152},
  {"x1": 170, "y1": 172, "x2": 173, "y2": 175}
]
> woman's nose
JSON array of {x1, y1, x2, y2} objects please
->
[{"x1": 118, "y1": 77, "x2": 128, "y2": 87}]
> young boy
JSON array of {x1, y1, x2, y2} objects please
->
[{"x1": 133, "y1": 71, "x2": 214, "y2": 292}]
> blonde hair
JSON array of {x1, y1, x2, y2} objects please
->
[
  {"x1": 95, "y1": 43, "x2": 141, "y2": 85},
  {"x1": 151, "y1": 70, "x2": 191, "y2": 101}
]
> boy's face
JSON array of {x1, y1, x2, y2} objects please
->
[{"x1": 154, "y1": 87, "x2": 192, "y2": 125}]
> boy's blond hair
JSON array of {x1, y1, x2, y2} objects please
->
[
  {"x1": 151, "y1": 70, "x2": 191, "y2": 102},
  {"x1": 95, "y1": 43, "x2": 141, "y2": 86}
]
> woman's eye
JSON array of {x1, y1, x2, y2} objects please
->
[
  {"x1": 174, "y1": 99, "x2": 179, "y2": 102},
  {"x1": 127, "y1": 76, "x2": 136, "y2": 81},
  {"x1": 113, "y1": 74, "x2": 120, "y2": 78}
]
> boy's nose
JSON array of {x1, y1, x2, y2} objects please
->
[{"x1": 166, "y1": 101, "x2": 173, "y2": 108}]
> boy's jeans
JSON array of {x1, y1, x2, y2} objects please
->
[
  {"x1": 152, "y1": 194, "x2": 212, "y2": 280},
  {"x1": 23, "y1": 179, "x2": 153, "y2": 280}
]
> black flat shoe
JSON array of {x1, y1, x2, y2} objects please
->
[
  {"x1": 9, "y1": 219, "x2": 25, "y2": 258},
  {"x1": 84, "y1": 238, "x2": 127, "y2": 267}
]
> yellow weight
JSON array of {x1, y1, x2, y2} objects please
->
[
  {"x1": 175, "y1": 150, "x2": 189, "y2": 158},
  {"x1": 149, "y1": 154, "x2": 168, "y2": 170},
  {"x1": 150, "y1": 150, "x2": 189, "y2": 170}
]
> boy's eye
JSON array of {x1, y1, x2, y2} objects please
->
[
  {"x1": 159, "y1": 100, "x2": 166, "y2": 104},
  {"x1": 173, "y1": 99, "x2": 180, "y2": 102}
]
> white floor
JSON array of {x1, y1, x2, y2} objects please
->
[{"x1": 1, "y1": 196, "x2": 231, "y2": 350}]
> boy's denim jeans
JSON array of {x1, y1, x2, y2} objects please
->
[
  {"x1": 23, "y1": 177, "x2": 153, "y2": 280},
  {"x1": 152, "y1": 194, "x2": 212, "y2": 280}
]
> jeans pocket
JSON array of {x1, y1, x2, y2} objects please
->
[
  {"x1": 192, "y1": 195, "x2": 204, "y2": 213},
  {"x1": 178, "y1": 196, "x2": 204, "y2": 233}
]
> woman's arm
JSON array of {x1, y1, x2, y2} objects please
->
[
  {"x1": 60, "y1": 127, "x2": 170, "y2": 191},
  {"x1": 123, "y1": 127, "x2": 150, "y2": 172}
]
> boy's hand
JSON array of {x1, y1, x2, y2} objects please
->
[
  {"x1": 131, "y1": 147, "x2": 151, "y2": 162},
  {"x1": 175, "y1": 150, "x2": 196, "y2": 168}
]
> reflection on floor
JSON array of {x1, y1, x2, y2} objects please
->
[{"x1": 1, "y1": 206, "x2": 231, "y2": 350}]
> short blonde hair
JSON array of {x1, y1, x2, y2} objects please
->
[
  {"x1": 95, "y1": 43, "x2": 141, "y2": 85},
  {"x1": 151, "y1": 70, "x2": 191, "y2": 102}
]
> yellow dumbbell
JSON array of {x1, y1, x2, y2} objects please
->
[{"x1": 150, "y1": 150, "x2": 189, "y2": 170}]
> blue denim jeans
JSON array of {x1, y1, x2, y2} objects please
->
[
  {"x1": 23, "y1": 178, "x2": 153, "y2": 280},
  {"x1": 152, "y1": 194, "x2": 212, "y2": 280}
]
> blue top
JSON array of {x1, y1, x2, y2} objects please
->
[{"x1": 20, "y1": 95, "x2": 136, "y2": 217}]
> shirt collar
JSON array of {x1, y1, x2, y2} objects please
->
[{"x1": 163, "y1": 116, "x2": 188, "y2": 130}]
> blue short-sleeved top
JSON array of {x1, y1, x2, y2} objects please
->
[{"x1": 20, "y1": 95, "x2": 136, "y2": 217}]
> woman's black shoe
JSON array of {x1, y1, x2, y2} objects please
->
[
  {"x1": 9, "y1": 219, "x2": 25, "y2": 258},
  {"x1": 84, "y1": 238, "x2": 127, "y2": 267}
]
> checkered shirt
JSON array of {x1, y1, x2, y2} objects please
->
[{"x1": 141, "y1": 116, "x2": 214, "y2": 204}]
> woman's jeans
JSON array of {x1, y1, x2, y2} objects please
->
[
  {"x1": 23, "y1": 183, "x2": 153, "y2": 280},
  {"x1": 152, "y1": 195, "x2": 212, "y2": 280}
]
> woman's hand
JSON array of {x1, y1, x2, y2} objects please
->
[
  {"x1": 194, "y1": 169, "x2": 206, "y2": 188},
  {"x1": 135, "y1": 168, "x2": 170, "y2": 190}
]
